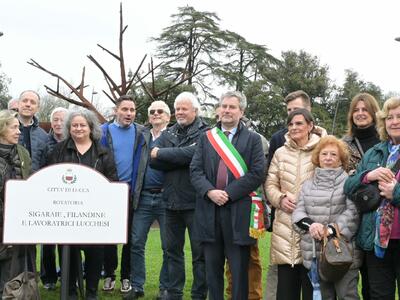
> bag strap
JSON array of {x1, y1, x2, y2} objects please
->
[
  {"x1": 322, "y1": 226, "x2": 329, "y2": 249},
  {"x1": 354, "y1": 137, "x2": 364, "y2": 156},
  {"x1": 333, "y1": 223, "x2": 341, "y2": 239}
]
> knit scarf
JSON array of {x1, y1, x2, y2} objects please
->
[
  {"x1": 0, "y1": 144, "x2": 22, "y2": 180},
  {"x1": 374, "y1": 142, "x2": 400, "y2": 258}
]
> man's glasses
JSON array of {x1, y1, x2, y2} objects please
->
[{"x1": 149, "y1": 109, "x2": 164, "y2": 115}]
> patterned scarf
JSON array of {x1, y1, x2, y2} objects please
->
[{"x1": 374, "y1": 142, "x2": 400, "y2": 258}]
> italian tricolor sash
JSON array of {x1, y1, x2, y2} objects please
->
[{"x1": 206, "y1": 127, "x2": 265, "y2": 239}]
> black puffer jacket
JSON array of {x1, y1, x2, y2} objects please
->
[
  {"x1": 150, "y1": 117, "x2": 208, "y2": 210},
  {"x1": 47, "y1": 138, "x2": 117, "y2": 182}
]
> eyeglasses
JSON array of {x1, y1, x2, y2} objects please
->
[{"x1": 149, "y1": 109, "x2": 164, "y2": 115}]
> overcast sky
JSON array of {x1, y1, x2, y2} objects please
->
[{"x1": 1, "y1": 0, "x2": 400, "y2": 104}]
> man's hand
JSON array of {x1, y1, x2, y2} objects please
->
[
  {"x1": 150, "y1": 147, "x2": 159, "y2": 159},
  {"x1": 207, "y1": 189, "x2": 229, "y2": 206},
  {"x1": 279, "y1": 196, "x2": 296, "y2": 213}
]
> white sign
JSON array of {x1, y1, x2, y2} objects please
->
[{"x1": 3, "y1": 163, "x2": 129, "y2": 244}]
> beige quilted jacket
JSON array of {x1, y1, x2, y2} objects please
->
[{"x1": 265, "y1": 128, "x2": 325, "y2": 265}]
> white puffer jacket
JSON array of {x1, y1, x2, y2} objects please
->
[
  {"x1": 292, "y1": 167, "x2": 361, "y2": 270},
  {"x1": 265, "y1": 129, "x2": 325, "y2": 265}
]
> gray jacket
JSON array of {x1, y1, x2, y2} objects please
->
[{"x1": 292, "y1": 167, "x2": 361, "y2": 270}]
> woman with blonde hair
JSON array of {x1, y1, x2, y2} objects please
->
[
  {"x1": 345, "y1": 97, "x2": 400, "y2": 299},
  {"x1": 265, "y1": 108, "x2": 326, "y2": 300},
  {"x1": 0, "y1": 110, "x2": 32, "y2": 292},
  {"x1": 293, "y1": 135, "x2": 360, "y2": 299}
]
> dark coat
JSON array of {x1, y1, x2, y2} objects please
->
[
  {"x1": 47, "y1": 137, "x2": 118, "y2": 182},
  {"x1": 150, "y1": 117, "x2": 209, "y2": 210},
  {"x1": 267, "y1": 127, "x2": 287, "y2": 170},
  {"x1": 190, "y1": 123, "x2": 266, "y2": 245}
]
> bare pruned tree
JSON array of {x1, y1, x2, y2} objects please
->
[{"x1": 29, "y1": 3, "x2": 200, "y2": 122}]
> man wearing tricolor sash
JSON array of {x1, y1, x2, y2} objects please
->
[{"x1": 190, "y1": 91, "x2": 266, "y2": 300}]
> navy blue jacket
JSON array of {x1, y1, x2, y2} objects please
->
[
  {"x1": 18, "y1": 115, "x2": 49, "y2": 171},
  {"x1": 267, "y1": 127, "x2": 287, "y2": 170},
  {"x1": 150, "y1": 117, "x2": 208, "y2": 210},
  {"x1": 190, "y1": 123, "x2": 266, "y2": 245}
]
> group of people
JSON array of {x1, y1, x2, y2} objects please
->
[
  {"x1": 0, "y1": 87, "x2": 400, "y2": 300},
  {"x1": 0, "y1": 91, "x2": 174, "y2": 300},
  {"x1": 264, "y1": 90, "x2": 400, "y2": 300}
]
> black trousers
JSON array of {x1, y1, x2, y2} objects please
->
[
  {"x1": 69, "y1": 246, "x2": 103, "y2": 294},
  {"x1": 360, "y1": 252, "x2": 370, "y2": 300},
  {"x1": 203, "y1": 206, "x2": 250, "y2": 300},
  {"x1": 277, "y1": 264, "x2": 312, "y2": 300},
  {"x1": 103, "y1": 203, "x2": 133, "y2": 281},
  {"x1": 365, "y1": 240, "x2": 400, "y2": 300},
  {"x1": 40, "y1": 244, "x2": 62, "y2": 284}
]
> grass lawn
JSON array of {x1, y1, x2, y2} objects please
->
[{"x1": 39, "y1": 229, "x2": 271, "y2": 299}]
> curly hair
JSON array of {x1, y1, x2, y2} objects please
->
[
  {"x1": 63, "y1": 108, "x2": 102, "y2": 141},
  {"x1": 311, "y1": 135, "x2": 350, "y2": 170},
  {"x1": 376, "y1": 97, "x2": 400, "y2": 141}
]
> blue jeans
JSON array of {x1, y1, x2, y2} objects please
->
[
  {"x1": 130, "y1": 190, "x2": 169, "y2": 292},
  {"x1": 165, "y1": 209, "x2": 207, "y2": 300}
]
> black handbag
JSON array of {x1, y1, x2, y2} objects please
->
[
  {"x1": 351, "y1": 182, "x2": 381, "y2": 213},
  {"x1": 319, "y1": 224, "x2": 353, "y2": 282},
  {"x1": 351, "y1": 155, "x2": 400, "y2": 213}
]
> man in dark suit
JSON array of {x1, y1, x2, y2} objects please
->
[{"x1": 190, "y1": 91, "x2": 265, "y2": 300}]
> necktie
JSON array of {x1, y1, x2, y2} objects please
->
[{"x1": 216, "y1": 131, "x2": 230, "y2": 190}]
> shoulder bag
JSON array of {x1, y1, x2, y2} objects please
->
[
  {"x1": 2, "y1": 246, "x2": 40, "y2": 300},
  {"x1": 351, "y1": 151, "x2": 400, "y2": 213}
]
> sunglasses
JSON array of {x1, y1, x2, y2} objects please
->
[{"x1": 149, "y1": 109, "x2": 164, "y2": 115}]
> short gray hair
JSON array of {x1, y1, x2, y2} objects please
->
[
  {"x1": 219, "y1": 91, "x2": 247, "y2": 111},
  {"x1": 174, "y1": 92, "x2": 200, "y2": 115},
  {"x1": 63, "y1": 108, "x2": 102, "y2": 141},
  {"x1": 19, "y1": 90, "x2": 41, "y2": 106},
  {"x1": 50, "y1": 107, "x2": 68, "y2": 121},
  {"x1": 148, "y1": 100, "x2": 171, "y2": 116},
  {"x1": 7, "y1": 98, "x2": 19, "y2": 110}
]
